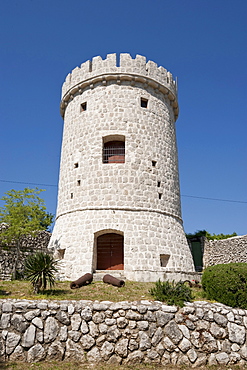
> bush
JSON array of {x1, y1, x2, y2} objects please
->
[
  {"x1": 202, "y1": 263, "x2": 247, "y2": 308},
  {"x1": 149, "y1": 280, "x2": 193, "y2": 307},
  {"x1": 24, "y1": 252, "x2": 58, "y2": 293}
]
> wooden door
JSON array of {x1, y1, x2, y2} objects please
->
[{"x1": 97, "y1": 233, "x2": 124, "y2": 270}]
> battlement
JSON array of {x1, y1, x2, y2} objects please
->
[{"x1": 61, "y1": 54, "x2": 178, "y2": 116}]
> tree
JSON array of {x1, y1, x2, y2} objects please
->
[
  {"x1": 0, "y1": 187, "x2": 53, "y2": 279},
  {"x1": 24, "y1": 252, "x2": 58, "y2": 293},
  {"x1": 186, "y1": 230, "x2": 237, "y2": 240}
]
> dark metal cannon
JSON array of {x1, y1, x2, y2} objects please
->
[
  {"x1": 103, "y1": 274, "x2": 125, "y2": 287},
  {"x1": 70, "y1": 273, "x2": 93, "y2": 289}
]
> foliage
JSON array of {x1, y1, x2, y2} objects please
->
[
  {"x1": 24, "y1": 252, "x2": 59, "y2": 293},
  {"x1": 0, "y1": 187, "x2": 53, "y2": 239},
  {"x1": 202, "y1": 263, "x2": 247, "y2": 309},
  {"x1": 0, "y1": 188, "x2": 53, "y2": 279},
  {"x1": 149, "y1": 280, "x2": 193, "y2": 307},
  {"x1": 186, "y1": 229, "x2": 237, "y2": 240}
]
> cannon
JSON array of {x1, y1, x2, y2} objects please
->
[
  {"x1": 70, "y1": 273, "x2": 93, "y2": 289},
  {"x1": 103, "y1": 274, "x2": 125, "y2": 287}
]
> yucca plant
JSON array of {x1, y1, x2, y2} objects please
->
[
  {"x1": 24, "y1": 252, "x2": 58, "y2": 293},
  {"x1": 150, "y1": 280, "x2": 193, "y2": 307}
]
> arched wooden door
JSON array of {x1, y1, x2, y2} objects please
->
[{"x1": 97, "y1": 233, "x2": 124, "y2": 270}]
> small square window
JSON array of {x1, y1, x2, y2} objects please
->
[
  {"x1": 58, "y1": 249, "x2": 65, "y2": 259},
  {"x1": 157, "y1": 181, "x2": 161, "y2": 187},
  {"x1": 159, "y1": 193, "x2": 162, "y2": 200},
  {"x1": 160, "y1": 254, "x2": 170, "y2": 267},
  {"x1": 152, "y1": 160, "x2": 157, "y2": 167},
  {"x1": 141, "y1": 98, "x2": 148, "y2": 108},
  {"x1": 74, "y1": 163, "x2": 79, "y2": 168},
  {"x1": 80, "y1": 102, "x2": 87, "y2": 112}
]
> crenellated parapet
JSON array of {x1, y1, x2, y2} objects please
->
[{"x1": 60, "y1": 53, "x2": 179, "y2": 119}]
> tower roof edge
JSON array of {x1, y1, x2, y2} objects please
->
[{"x1": 61, "y1": 53, "x2": 178, "y2": 100}]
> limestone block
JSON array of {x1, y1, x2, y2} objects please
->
[
  {"x1": 0, "y1": 313, "x2": 11, "y2": 329},
  {"x1": 44, "y1": 317, "x2": 59, "y2": 343},
  {"x1": 47, "y1": 340, "x2": 65, "y2": 360},
  {"x1": 101, "y1": 341, "x2": 115, "y2": 360},
  {"x1": 164, "y1": 321, "x2": 183, "y2": 344},
  {"x1": 27, "y1": 344, "x2": 46, "y2": 362},
  {"x1": 115, "y1": 338, "x2": 128, "y2": 358},
  {"x1": 71, "y1": 313, "x2": 81, "y2": 330},
  {"x1": 21, "y1": 325, "x2": 36, "y2": 348},
  {"x1": 139, "y1": 331, "x2": 151, "y2": 351},
  {"x1": 9, "y1": 345, "x2": 26, "y2": 361},
  {"x1": 6, "y1": 332, "x2": 21, "y2": 355},
  {"x1": 80, "y1": 334, "x2": 95, "y2": 350},
  {"x1": 228, "y1": 322, "x2": 246, "y2": 345}
]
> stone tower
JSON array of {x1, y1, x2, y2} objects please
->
[{"x1": 49, "y1": 53, "x2": 195, "y2": 281}]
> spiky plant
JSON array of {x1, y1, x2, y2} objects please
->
[
  {"x1": 150, "y1": 280, "x2": 193, "y2": 307},
  {"x1": 24, "y1": 252, "x2": 58, "y2": 293}
]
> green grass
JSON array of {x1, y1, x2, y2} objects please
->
[
  {"x1": 0, "y1": 280, "x2": 154, "y2": 302},
  {"x1": 0, "y1": 279, "x2": 207, "y2": 303},
  {"x1": 1, "y1": 361, "x2": 247, "y2": 370}
]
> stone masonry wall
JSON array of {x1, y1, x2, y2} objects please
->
[
  {"x1": 49, "y1": 53, "x2": 195, "y2": 280},
  {"x1": 0, "y1": 229, "x2": 51, "y2": 280},
  {"x1": 203, "y1": 235, "x2": 247, "y2": 268},
  {"x1": 1, "y1": 299, "x2": 247, "y2": 366}
]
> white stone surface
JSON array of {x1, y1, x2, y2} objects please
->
[{"x1": 48, "y1": 53, "x2": 195, "y2": 281}]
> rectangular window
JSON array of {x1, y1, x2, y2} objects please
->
[
  {"x1": 103, "y1": 140, "x2": 125, "y2": 163},
  {"x1": 160, "y1": 254, "x2": 170, "y2": 267},
  {"x1": 141, "y1": 98, "x2": 148, "y2": 108}
]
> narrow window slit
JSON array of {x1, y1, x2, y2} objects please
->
[
  {"x1": 77, "y1": 180, "x2": 81, "y2": 186},
  {"x1": 152, "y1": 160, "x2": 157, "y2": 167},
  {"x1": 71, "y1": 193, "x2": 73, "y2": 199}
]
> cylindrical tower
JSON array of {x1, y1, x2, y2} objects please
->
[{"x1": 49, "y1": 53, "x2": 195, "y2": 281}]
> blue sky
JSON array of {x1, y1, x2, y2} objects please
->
[{"x1": 0, "y1": 0, "x2": 246, "y2": 235}]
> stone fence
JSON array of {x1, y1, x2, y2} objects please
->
[
  {"x1": 203, "y1": 235, "x2": 247, "y2": 268},
  {"x1": 0, "y1": 228, "x2": 51, "y2": 280},
  {"x1": 1, "y1": 298, "x2": 247, "y2": 366}
]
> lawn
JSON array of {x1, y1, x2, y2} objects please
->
[
  {"x1": 0, "y1": 280, "x2": 206, "y2": 302},
  {"x1": 1, "y1": 361, "x2": 246, "y2": 370}
]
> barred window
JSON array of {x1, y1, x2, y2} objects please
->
[{"x1": 103, "y1": 141, "x2": 125, "y2": 163}]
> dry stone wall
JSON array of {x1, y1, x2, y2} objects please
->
[
  {"x1": 1, "y1": 298, "x2": 247, "y2": 366},
  {"x1": 0, "y1": 227, "x2": 51, "y2": 280},
  {"x1": 203, "y1": 235, "x2": 247, "y2": 268}
]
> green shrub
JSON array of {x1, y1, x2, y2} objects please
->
[
  {"x1": 202, "y1": 263, "x2": 247, "y2": 308},
  {"x1": 149, "y1": 280, "x2": 193, "y2": 307},
  {"x1": 24, "y1": 252, "x2": 58, "y2": 294}
]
